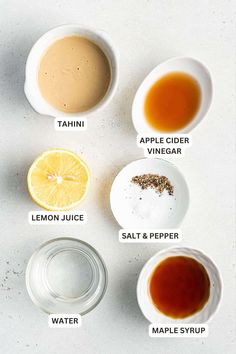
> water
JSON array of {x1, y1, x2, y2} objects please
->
[{"x1": 46, "y1": 249, "x2": 93, "y2": 299}]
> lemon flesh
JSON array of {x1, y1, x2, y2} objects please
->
[{"x1": 27, "y1": 149, "x2": 90, "y2": 211}]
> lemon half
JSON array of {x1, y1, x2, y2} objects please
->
[{"x1": 27, "y1": 149, "x2": 90, "y2": 211}]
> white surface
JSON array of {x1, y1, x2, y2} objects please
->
[
  {"x1": 132, "y1": 57, "x2": 213, "y2": 134},
  {"x1": 110, "y1": 158, "x2": 189, "y2": 228},
  {"x1": 0, "y1": 0, "x2": 235, "y2": 353},
  {"x1": 137, "y1": 247, "x2": 222, "y2": 324}
]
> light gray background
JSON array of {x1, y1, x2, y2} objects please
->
[{"x1": 0, "y1": 0, "x2": 235, "y2": 353}]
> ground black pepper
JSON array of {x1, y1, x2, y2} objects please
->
[{"x1": 131, "y1": 173, "x2": 174, "y2": 196}]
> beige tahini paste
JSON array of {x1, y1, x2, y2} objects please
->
[{"x1": 38, "y1": 36, "x2": 111, "y2": 113}]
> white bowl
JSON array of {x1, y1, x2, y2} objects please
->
[
  {"x1": 24, "y1": 24, "x2": 119, "y2": 118},
  {"x1": 132, "y1": 57, "x2": 212, "y2": 134},
  {"x1": 110, "y1": 158, "x2": 189, "y2": 229},
  {"x1": 137, "y1": 247, "x2": 222, "y2": 323}
]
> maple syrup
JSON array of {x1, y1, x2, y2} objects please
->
[
  {"x1": 144, "y1": 72, "x2": 201, "y2": 132},
  {"x1": 149, "y1": 256, "x2": 210, "y2": 319}
]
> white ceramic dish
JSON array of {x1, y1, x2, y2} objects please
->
[
  {"x1": 24, "y1": 24, "x2": 119, "y2": 118},
  {"x1": 137, "y1": 247, "x2": 222, "y2": 323},
  {"x1": 132, "y1": 57, "x2": 212, "y2": 134},
  {"x1": 110, "y1": 158, "x2": 189, "y2": 229}
]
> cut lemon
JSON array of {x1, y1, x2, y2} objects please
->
[{"x1": 27, "y1": 149, "x2": 90, "y2": 211}]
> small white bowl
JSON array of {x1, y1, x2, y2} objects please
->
[
  {"x1": 132, "y1": 57, "x2": 213, "y2": 134},
  {"x1": 110, "y1": 158, "x2": 189, "y2": 229},
  {"x1": 137, "y1": 247, "x2": 222, "y2": 323},
  {"x1": 24, "y1": 24, "x2": 119, "y2": 118}
]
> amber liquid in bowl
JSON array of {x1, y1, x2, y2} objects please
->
[
  {"x1": 144, "y1": 72, "x2": 201, "y2": 132},
  {"x1": 149, "y1": 256, "x2": 210, "y2": 319}
]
